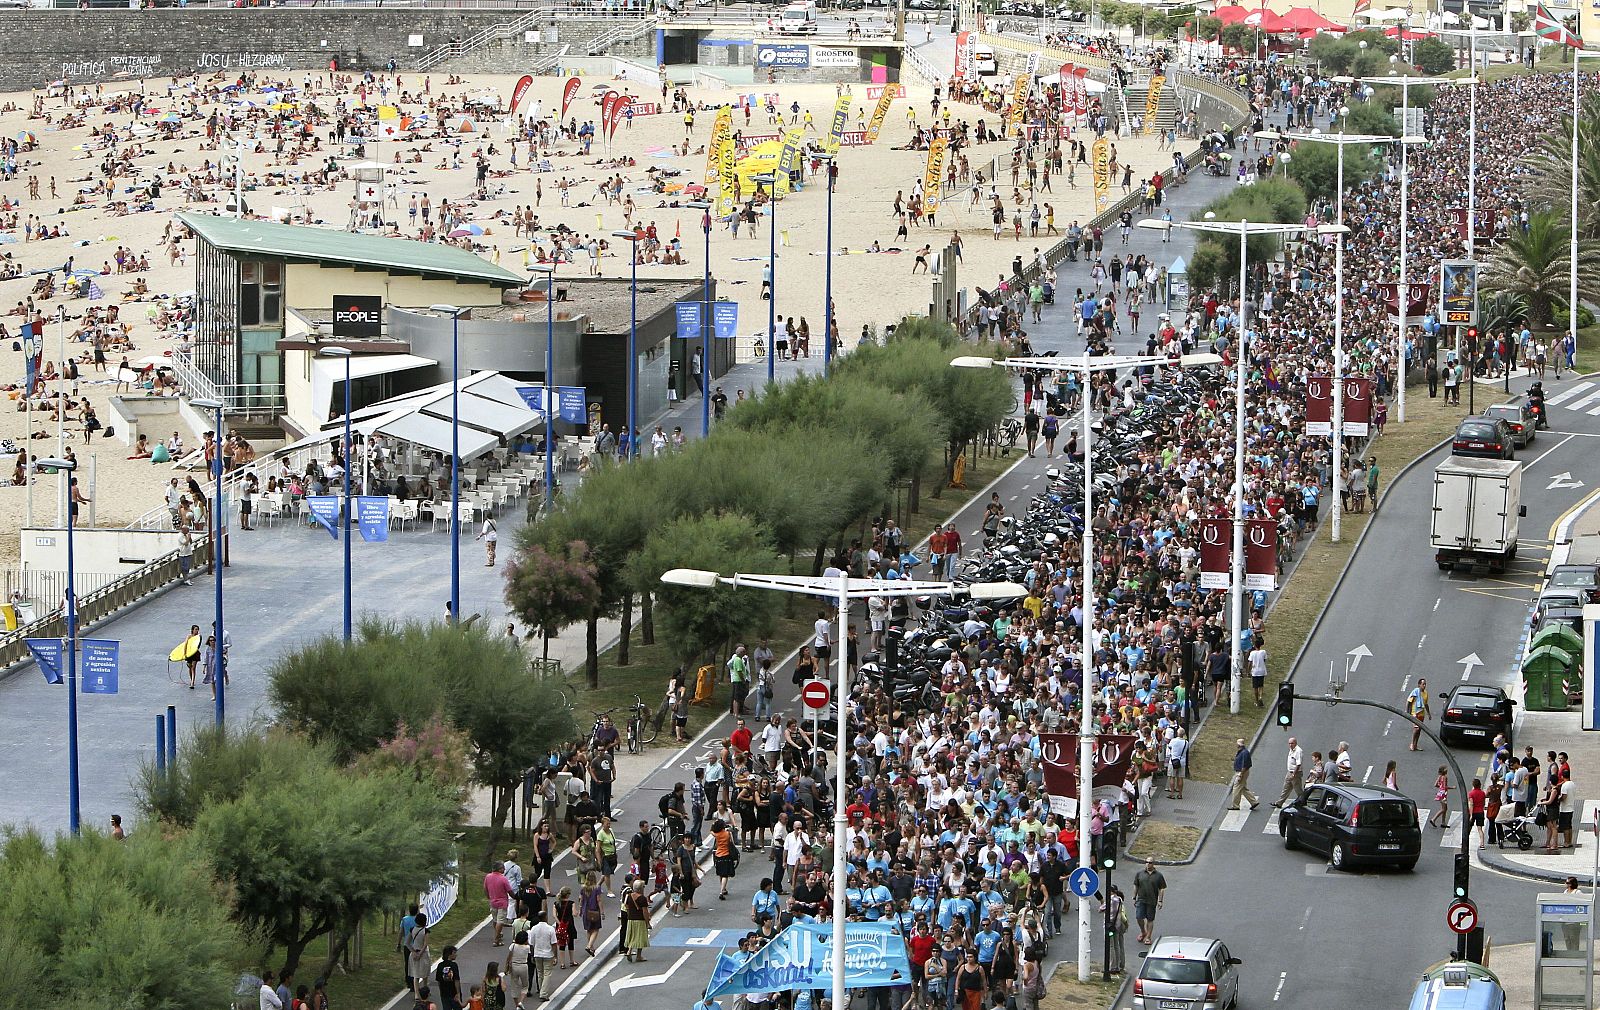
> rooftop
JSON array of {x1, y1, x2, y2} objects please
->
[
  {"x1": 176, "y1": 213, "x2": 526, "y2": 288},
  {"x1": 460, "y1": 277, "x2": 708, "y2": 334}
]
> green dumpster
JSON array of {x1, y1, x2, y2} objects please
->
[
  {"x1": 1531, "y1": 622, "x2": 1583, "y2": 658},
  {"x1": 1522, "y1": 644, "x2": 1575, "y2": 711}
]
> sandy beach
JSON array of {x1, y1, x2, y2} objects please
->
[{"x1": 0, "y1": 68, "x2": 1163, "y2": 566}]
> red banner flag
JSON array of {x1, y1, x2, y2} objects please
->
[
  {"x1": 1200, "y1": 516, "x2": 1231, "y2": 590},
  {"x1": 1059, "y1": 63, "x2": 1075, "y2": 113},
  {"x1": 1244, "y1": 519, "x2": 1278, "y2": 592},
  {"x1": 1073, "y1": 68, "x2": 1089, "y2": 116},
  {"x1": 1039, "y1": 733, "x2": 1139, "y2": 809},
  {"x1": 560, "y1": 77, "x2": 581, "y2": 123},
  {"x1": 509, "y1": 74, "x2": 534, "y2": 114},
  {"x1": 600, "y1": 90, "x2": 622, "y2": 140},
  {"x1": 1341, "y1": 376, "x2": 1373, "y2": 438},
  {"x1": 1376, "y1": 282, "x2": 1432, "y2": 321},
  {"x1": 1448, "y1": 207, "x2": 1467, "y2": 239},
  {"x1": 1305, "y1": 374, "x2": 1332, "y2": 436}
]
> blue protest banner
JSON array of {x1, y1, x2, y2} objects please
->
[
  {"x1": 27, "y1": 638, "x2": 62, "y2": 685},
  {"x1": 705, "y1": 921, "x2": 911, "y2": 997},
  {"x1": 80, "y1": 639, "x2": 119, "y2": 695},
  {"x1": 515, "y1": 386, "x2": 588, "y2": 426},
  {"x1": 713, "y1": 301, "x2": 739, "y2": 340},
  {"x1": 675, "y1": 301, "x2": 702, "y2": 340},
  {"x1": 306, "y1": 495, "x2": 340, "y2": 539},
  {"x1": 355, "y1": 496, "x2": 390, "y2": 542}
]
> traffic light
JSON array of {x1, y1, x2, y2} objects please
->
[
  {"x1": 1466, "y1": 326, "x2": 1478, "y2": 348},
  {"x1": 1453, "y1": 852, "x2": 1470, "y2": 900},
  {"x1": 1276, "y1": 682, "x2": 1294, "y2": 727}
]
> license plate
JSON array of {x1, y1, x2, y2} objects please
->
[
  {"x1": 1378, "y1": 843, "x2": 1400, "y2": 851},
  {"x1": 1461, "y1": 728, "x2": 1486, "y2": 736},
  {"x1": 1159, "y1": 1002, "x2": 1189, "y2": 1010}
]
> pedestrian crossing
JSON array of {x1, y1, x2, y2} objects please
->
[
  {"x1": 1544, "y1": 381, "x2": 1600, "y2": 415},
  {"x1": 1214, "y1": 806, "x2": 1461, "y2": 846}
]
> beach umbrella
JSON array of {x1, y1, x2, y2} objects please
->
[
  {"x1": 16, "y1": 131, "x2": 36, "y2": 144},
  {"x1": 448, "y1": 227, "x2": 473, "y2": 238}
]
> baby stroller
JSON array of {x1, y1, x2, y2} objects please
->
[{"x1": 1496, "y1": 812, "x2": 1536, "y2": 851}]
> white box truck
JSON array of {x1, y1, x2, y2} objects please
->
[
  {"x1": 779, "y1": 2, "x2": 819, "y2": 33},
  {"x1": 1431, "y1": 457, "x2": 1526, "y2": 573}
]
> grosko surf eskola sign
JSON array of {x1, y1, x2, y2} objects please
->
[
  {"x1": 812, "y1": 47, "x2": 860, "y2": 68},
  {"x1": 757, "y1": 44, "x2": 811, "y2": 67}
]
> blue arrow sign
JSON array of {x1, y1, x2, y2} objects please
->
[{"x1": 1068, "y1": 867, "x2": 1100, "y2": 897}]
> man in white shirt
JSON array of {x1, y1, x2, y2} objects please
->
[
  {"x1": 813, "y1": 611, "x2": 832, "y2": 664},
  {"x1": 258, "y1": 972, "x2": 282, "y2": 1010},
  {"x1": 1274, "y1": 737, "x2": 1303, "y2": 807},
  {"x1": 759, "y1": 715, "x2": 785, "y2": 772},
  {"x1": 528, "y1": 912, "x2": 558, "y2": 999}
]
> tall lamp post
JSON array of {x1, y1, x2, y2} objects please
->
[
  {"x1": 429, "y1": 304, "x2": 467, "y2": 623},
  {"x1": 814, "y1": 153, "x2": 837, "y2": 375},
  {"x1": 1357, "y1": 71, "x2": 1464, "y2": 423},
  {"x1": 37, "y1": 455, "x2": 81, "y2": 833},
  {"x1": 684, "y1": 199, "x2": 714, "y2": 436},
  {"x1": 190, "y1": 397, "x2": 227, "y2": 725},
  {"x1": 1140, "y1": 217, "x2": 1310, "y2": 715},
  {"x1": 753, "y1": 172, "x2": 779, "y2": 385},
  {"x1": 317, "y1": 348, "x2": 354, "y2": 641},
  {"x1": 954, "y1": 350, "x2": 1220, "y2": 981},
  {"x1": 611, "y1": 230, "x2": 643, "y2": 458},
  {"x1": 1268, "y1": 130, "x2": 1402, "y2": 544},
  {"x1": 523, "y1": 272, "x2": 559, "y2": 502},
  {"x1": 660, "y1": 569, "x2": 1024, "y2": 1010}
]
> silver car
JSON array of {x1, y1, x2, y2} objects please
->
[{"x1": 1132, "y1": 936, "x2": 1242, "y2": 1010}]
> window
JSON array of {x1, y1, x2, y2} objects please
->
[
  {"x1": 237, "y1": 260, "x2": 283, "y2": 326},
  {"x1": 1139, "y1": 958, "x2": 1210, "y2": 985}
]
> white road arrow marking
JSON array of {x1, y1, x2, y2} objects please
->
[
  {"x1": 610, "y1": 951, "x2": 694, "y2": 994},
  {"x1": 1458, "y1": 653, "x2": 1483, "y2": 681},
  {"x1": 1548, "y1": 472, "x2": 1586, "y2": 491},
  {"x1": 1347, "y1": 644, "x2": 1372, "y2": 672}
]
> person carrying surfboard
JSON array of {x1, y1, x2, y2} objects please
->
[{"x1": 169, "y1": 624, "x2": 202, "y2": 689}]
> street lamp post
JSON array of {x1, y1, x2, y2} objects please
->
[
  {"x1": 1358, "y1": 71, "x2": 1465, "y2": 424},
  {"x1": 1142, "y1": 217, "x2": 1310, "y2": 715},
  {"x1": 955, "y1": 349, "x2": 1219, "y2": 981},
  {"x1": 685, "y1": 199, "x2": 714, "y2": 436},
  {"x1": 611, "y1": 231, "x2": 643, "y2": 458},
  {"x1": 38, "y1": 455, "x2": 81, "y2": 832},
  {"x1": 190, "y1": 397, "x2": 227, "y2": 725},
  {"x1": 815, "y1": 154, "x2": 837, "y2": 374},
  {"x1": 753, "y1": 172, "x2": 778, "y2": 385},
  {"x1": 317, "y1": 349, "x2": 354, "y2": 641},
  {"x1": 429, "y1": 305, "x2": 467, "y2": 622},
  {"x1": 660, "y1": 569, "x2": 1024, "y2": 1010}
]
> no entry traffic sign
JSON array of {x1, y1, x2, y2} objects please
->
[
  {"x1": 801, "y1": 678, "x2": 831, "y2": 709},
  {"x1": 1447, "y1": 900, "x2": 1478, "y2": 934}
]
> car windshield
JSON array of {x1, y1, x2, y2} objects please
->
[
  {"x1": 1551, "y1": 570, "x2": 1595, "y2": 586},
  {"x1": 1141, "y1": 957, "x2": 1211, "y2": 985},
  {"x1": 1458, "y1": 423, "x2": 1496, "y2": 437},
  {"x1": 1358, "y1": 800, "x2": 1415, "y2": 826},
  {"x1": 1453, "y1": 692, "x2": 1497, "y2": 709}
]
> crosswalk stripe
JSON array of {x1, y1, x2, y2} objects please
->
[
  {"x1": 1218, "y1": 808, "x2": 1249, "y2": 832},
  {"x1": 1439, "y1": 812, "x2": 1463, "y2": 846},
  {"x1": 1264, "y1": 810, "x2": 1282, "y2": 835},
  {"x1": 1567, "y1": 388, "x2": 1600, "y2": 411},
  {"x1": 1545, "y1": 381, "x2": 1594, "y2": 406}
]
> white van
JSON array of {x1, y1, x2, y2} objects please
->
[
  {"x1": 780, "y1": 1, "x2": 819, "y2": 33},
  {"x1": 973, "y1": 45, "x2": 998, "y2": 76}
]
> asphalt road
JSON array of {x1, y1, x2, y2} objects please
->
[{"x1": 1136, "y1": 367, "x2": 1600, "y2": 1009}]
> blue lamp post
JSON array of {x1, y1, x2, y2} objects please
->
[
  {"x1": 814, "y1": 153, "x2": 836, "y2": 375},
  {"x1": 428, "y1": 305, "x2": 465, "y2": 624},
  {"x1": 611, "y1": 230, "x2": 642, "y2": 458},
  {"x1": 191, "y1": 397, "x2": 226, "y2": 725},
  {"x1": 317, "y1": 348, "x2": 353, "y2": 642},
  {"x1": 38, "y1": 455, "x2": 80, "y2": 833},
  {"x1": 525, "y1": 268, "x2": 558, "y2": 502},
  {"x1": 685, "y1": 199, "x2": 713, "y2": 437},
  {"x1": 753, "y1": 172, "x2": 778, "y2": 385}
]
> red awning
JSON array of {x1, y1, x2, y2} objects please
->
[
  {"x1": 1279, "y1": 5, "x2": 1345, "y2": 32},
  {"x1": 1213, "y1": 4, "x2": 1252, "y2": 24}
]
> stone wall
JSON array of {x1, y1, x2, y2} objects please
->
[{"x1": 0, "y1": 9, "x2": 648, "y2": 92}]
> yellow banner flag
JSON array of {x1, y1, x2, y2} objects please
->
[
  {"x1": 826, "y1": 94, "x2": 852, "y2": 153},
  {"x1": 1007, "y1": 73, "x2": 1029, "y2": 137},
  {"x1": 717, "y1": 135, "x2": 738, "y2": 218},
  {"x1": 1092, "y1": 135, "x2": 1111, "y2": 213},
  {"x1": 922, "y1": 136, "x2": 948, "y2": 215},
  {"x1": 706, "y1": 106, "x2": 732, "y2": 185},
  {"x1": 776, "y1": 127, "x2": 805, "y2": 195},
  {"x1": 377, "y1": 104, "x2": 399, "y2": 120},
  {"x1": 866, "y1": 86, "x2": 896, "y2": 145},
  {"x1": 1143, "y1": 74, "x2": 1166, "y2": 137}
]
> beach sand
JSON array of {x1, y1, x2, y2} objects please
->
[{"x1": 0, "y1": 69, "x2": 1165, "y2": 566}]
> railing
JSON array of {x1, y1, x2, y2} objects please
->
[
  {"x1": 128, "y1": 431, "x2": 332, "y2": 532},
  {"x1": 416, "y1": 9, "x2": 550, "y2": 72},
  {"x1": 2, "y1": 568, "x2": 124, "y2": 616},
  {"x1": 167, "y1": 350, "x2": 285, "y2": 417},
  {"x1": 0, "y1": 545, "x2": 205, "y2": 679},
  {"x1": 586, "y1": 16, "x2": 658, "y2": 55},
  {"x1": 904, "y1": 44, "x2": 944, "y2": 88}
]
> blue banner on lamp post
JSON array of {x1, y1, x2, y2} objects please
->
[
  {"x1": 26, "y1": 638, "x2": 63, "y2": 685},
  {"x1": 675, "y1": 301, "x2": 702, "y2": 340},
  {"x1": 80, "y1": 639, "x2": 119, "y2": 695},
  {"x1": 306, "y1": 496, "x2": 340, "y2": 539},
  {"x1": 713, "y1": 301, "x2": 740, "y2": 340},
  {"x1": 355, "y1": 496, "x2": 390, "y2": 542}
]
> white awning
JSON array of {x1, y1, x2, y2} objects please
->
[
  {"x1": 311, "y1": 352, "x2": 438, "y2": 424},
  {"x1": 377, "y1": 411, "x2": 501, "y2": 460},
  {"x1": 311, "y1": 369, "x2": 545, "y2": 461}
]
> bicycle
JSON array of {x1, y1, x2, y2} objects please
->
[
  {"x1": 624, "y1": 693, "x2": 657, "y2": 753},
  {"x1": 750, "y1": 335, "x2": 766, "y2": 358}
]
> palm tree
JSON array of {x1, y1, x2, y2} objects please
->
[
  {"x1": 1480, "y1": 211, "x2": 1600, "y2": 328},
  {"x1": 1528, "y1": 95, "x2": 1600, "y2": 242}
]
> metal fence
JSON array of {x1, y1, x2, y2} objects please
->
[{"x1": 1, "y1": 568, "x2": 123, "y2": 616}]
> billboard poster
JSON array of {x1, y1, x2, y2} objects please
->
[
  {"x1": 1439, "y1": 260, "x2": 1478, "y2": 326},
  {"x1": 332, "y1": 294, "x2": 382, "y2": 338}
]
